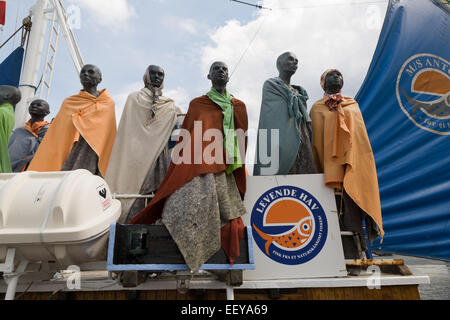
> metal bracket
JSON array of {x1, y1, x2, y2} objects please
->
[
  {"x1": 1, "y1": 249, "x2": 30, "y2": 300},
  {"x1": 176, "y1": 271, "x2": 194, "y2": 295},
  {"x1": 0, "y1": 248, "x2": 17, "y2": 274}
]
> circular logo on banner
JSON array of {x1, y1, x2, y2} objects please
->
[
  {"x1": 251, "y1": 186, "x2": 328, "y2": 266},
  {"x1": 396, "y1": 53, "x2": 450, "y2": 135}
]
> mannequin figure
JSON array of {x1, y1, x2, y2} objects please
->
[
  {"x1": 105, "y1": 65, "x2": 182, "y2": 223},
  {"x1": 254, "y1": 52, "x2": 316, "y2": 176},
  {"x1": 310, "y1": 69, "x2": 384, "y2": 259},
  {"x1": 28, "y1": 64, "x2": 117, "y2": 177},
  {"x1": 131, "y1": 62, "x2": 249, "y2": 273},
  {"x1": 8, "y1": 99, "x2": 50, "y2": 172}
]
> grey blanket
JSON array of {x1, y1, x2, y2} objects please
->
[
  {"x1": 254, "y1": 77, "x2": 314, "y2": 176},
  {"x1": 8, "y1": 126, "x2": 48, "y2": 172},
  {"x1": 124, "y1": 146, "x2": 170, "y2": 224},
  {"x1": 162, "y1": 172, "x2": 247, "y2": 271}
]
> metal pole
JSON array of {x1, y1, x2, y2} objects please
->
[
  {"x1": 14, "y1": 0, "x2": 50, "y2": 129},
  {"x1": 4, "y1": 259, "x2": 29, "y2": 300},
  {"x1": 226, "y1": 287, "x2": 235, "y2": 300},
  {"x1": 51, "y1": 0, "x2": 84, "y2": 73}
]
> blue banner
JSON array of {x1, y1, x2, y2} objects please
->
[
  {"x1": 0, "y1": 47, "x2": 24, "y2": 87},
  {"x1": 356, "y1": 0, "x2": 450, "y2": 261}
]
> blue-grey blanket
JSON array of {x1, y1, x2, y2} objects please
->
[
  {"x1": 254, "y1": 77, "x2": 311, "y2": 176},
  {"x1": 8, "y1": 125, "x2": 48, "y2": 172}
]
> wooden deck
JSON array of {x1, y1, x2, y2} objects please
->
[{"x1": 5, "y1": 285, "x2": 420, "y2": 300}]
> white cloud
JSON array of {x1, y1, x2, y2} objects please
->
[
  {"x1": 68, "y1": 0, "x2": 136, "y2": 31},
  {"x1": 112, "y1": 81, "x2": 142, "y2": 123},
  {"x1": 161, "y1": 16, "x2": 207, "y2": 35},
  {"x1": 164, "y1": 87, "x2": 190, "y2": 113},
  {"x1": 200, "y1": 0, "x2": 388, "y2": 173}
]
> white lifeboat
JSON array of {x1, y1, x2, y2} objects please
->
[{"x1": 0, "y1": 170, "x2": 121, "y2": 267}]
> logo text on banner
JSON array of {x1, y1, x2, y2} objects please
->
[{"x1": 396, "y1": 53, "x2": 450, "y2": 135}]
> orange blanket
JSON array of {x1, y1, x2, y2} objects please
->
[
  {"x1": 310, "y1": 97, "x2": 384, "y2": 237},
  {"x1": 25, "y1": 120, "x2": 50, "y2": 138},
  {"x1": 28, "y1": 90, "x2": 117, "y2": 176},
  {"x1": 131, "y1": 95, "x2": 248, "y2": 264}
]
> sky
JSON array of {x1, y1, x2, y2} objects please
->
[{"x1": 0, "y1": 0, "x2": 389, "y2": 173}]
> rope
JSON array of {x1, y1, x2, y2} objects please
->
[
  {"x1": 274, "y1": 0, "x2": 388, "y2": 10},
  {"x1": 0, "y1": 15, "x2": 31, "y2": 50},
  {"x1": 0, "y1": 24, "x2": 24, "y2": 49}
]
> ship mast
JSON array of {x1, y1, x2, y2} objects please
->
[{"x1": 14, "y1": 0, "x2": 84, "y2": 129}]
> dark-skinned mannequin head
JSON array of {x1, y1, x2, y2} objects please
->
[
  {"x1": 0, "y1": 85, "x2": 22, "y2": 108},
  {"x1": 207, "y1": 61, "x2": 229, "y2": 95},
  {"x1": 28, "y1": 99, "x2": 50, "y2": 126},
  {"x1": 144, "y1": 65, "x2": 165, "y2": 90},
  {"x1": 80, "y1": 64, "x2": 102, "y2": 98},
  {"x1": 322, "y1": 69, "x2": 344, "y2": 95},
  {"x1": 276, "y1": 52, "x2": 298, "y2": 86}
]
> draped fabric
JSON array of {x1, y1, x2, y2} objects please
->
[
  {"x1": 0, "y1": 103, "x2": 14, "y2": 173},
  {"x1": 207, "y1": 87, "x2": 242, "y2": 175},
  {"x1": 105, "y1": 88, "x2": 181, "y2": 223},
  {"x1": 28, "y1": 90, "x2": 116, "y2": 177},
  {"x1": 0, "y1": 47, "x2": 24, "y2": 87},
  {"x1": 8, "y1": 121, "x2": 49, "y2": 172},
  {"x1": 131, "y1": 95, "x2": 248, "y2": 267},
  {"x1": 254, "y1": 77, "x2": 312, "y2": 176},
  {"x1": 354, "y1": 0, "x2": 450, "y2": 260},
  {"x1": 310, "y1": 97, "x2": 384, "y2": 240}
]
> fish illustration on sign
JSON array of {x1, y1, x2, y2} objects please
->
[{"x1": 252, "y1": 199, "x2": 314, "y2": 255}]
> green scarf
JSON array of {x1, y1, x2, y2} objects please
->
[
  {"x1": 207, "y1": 87, "x2": 243, "y2": 175},
  {"x1": 0, "y1": 103, "x2": 15, "y2": 173}
]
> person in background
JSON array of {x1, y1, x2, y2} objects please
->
[{"x1": 8, "y1": 99, "x2": 50, "y2": 172}]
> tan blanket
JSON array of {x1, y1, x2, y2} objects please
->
[
  {"x1": 105, "y1": 88, "x2": 181, "y2": 223},
  {"x1": 28, "y1": 89, "x2": 117, "y2": 176},
  {"x1": 310, "y1": 96, "x2": 384, "y2": 237}
]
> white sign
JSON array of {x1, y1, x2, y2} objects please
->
[{"x1": 243, "y1": 174, "x2": 347, "y2": 280}]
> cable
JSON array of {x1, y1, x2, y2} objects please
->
[
  {"x1": 228, "y1": 0, "x2": 388, "y2": 11},
  {"x1": 230, "y1": 12, "x2": 269, "y2": 79},
  {"x1": 228, "y1": 0, "x2": 388, "y2": 78},
  {"x1": 274, "y1": 0, "x2": 388, "y2": 10},
  {"x1": 229, "y1": 0, "x2": 272, "y2": 10},
  {"x1": 0, "y1": 24, "x2": 24, "y2": 49}
]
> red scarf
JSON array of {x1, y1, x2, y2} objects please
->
[{"x1": 324, "y1": 92, "x2": 344, "y2": 110}]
